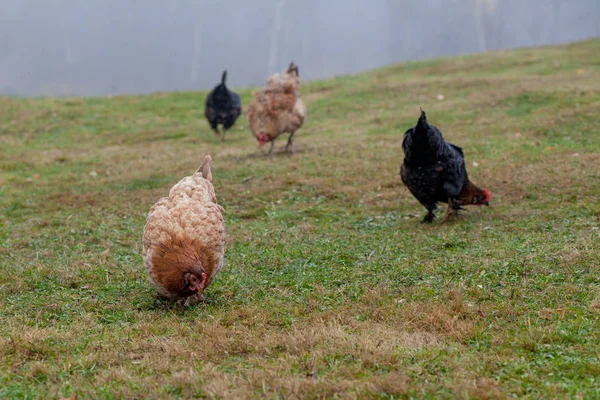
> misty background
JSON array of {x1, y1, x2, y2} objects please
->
[{"x1": 0, "y1": 0, "x2": 598, "y2": 97}]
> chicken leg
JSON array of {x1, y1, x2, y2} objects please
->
[
  {"x1": 422, "y1": 204, "x2": 437, "y2": 223},
  {"x1": 441, "y1": 198, "x2": 461, "y2": 223},
  {"x1": 267, "y1": 140, "x2": 275, "y2": 156},
  {"x1": 285, "y1": 131, "x2": 296, "y2": 153}
]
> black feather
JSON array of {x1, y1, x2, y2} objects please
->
[
  {"x1": 400, "y1": 109, "x2": 469, "y2": 222},
  {"x1": 204, "y1": 70, "x2": 242, "y2": 136}
]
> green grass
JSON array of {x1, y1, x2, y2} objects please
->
[{"x1": 1, "y1": 39, "x2": 600, "y2": 399}]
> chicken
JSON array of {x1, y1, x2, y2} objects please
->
[
  {"x1": 400, "y1": 109, "x2": 490, "y2": 223},
  {"x1": 246, "y1": 62, "x2": 306, "y2": 155},
  {"x1": 205, "y1": 71, "x2": 242, "y2": 142},
  {"x1": 142, "y1": 155, "x2": 225, "y2": 305}
]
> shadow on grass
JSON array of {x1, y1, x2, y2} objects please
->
[{"x1": 139, "y1": 293, "x2": 222, "y2": 313}]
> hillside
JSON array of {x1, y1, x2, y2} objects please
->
[{"x1": 1, "y1": 39, "x2": 599, "y2": 398}]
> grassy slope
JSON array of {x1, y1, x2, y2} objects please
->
[{"x1": 1, "y1": 39, "x2": 599, "y2": 399}]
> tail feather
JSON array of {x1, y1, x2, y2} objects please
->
[
  {"x1": 221, "y1": 70, "x2": 227, "y2": 85},
  {"x1": 415, "y1": 108, "x2": 429, "y2": 134},
  {"x1": 196, "y1": 155, "x2": 213, "y2": 181},
  {"x1": 402, "y1": 108, "x2": 446, "y2": 163},
  {"x1": 287, "y1": 62, "x2": 299, "y2": 77}
]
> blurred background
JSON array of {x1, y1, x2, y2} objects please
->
[{"x1": 0, "y1": 0, "x2": 598, "y2": 97}]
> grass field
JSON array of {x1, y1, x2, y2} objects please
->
[{"x1": 1, "y1": 39, "x2": 599, "y2": 399}]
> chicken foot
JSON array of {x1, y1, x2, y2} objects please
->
[
  {"x1": 441, "y1": 198, "x2": 462, "y2": 223},
  {"x1": 421, "y1": 204, "x2": 437, "y2": 223}
]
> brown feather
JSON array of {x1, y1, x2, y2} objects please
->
[
  {"x1": 459, "y1": 178, "x2": 486, "y2": 205},
  {"x1": 246, "y1": 62, "x2": 306, "y2": 142},
  {"x1": 142, "y1": 156, "x2": 225, "y2": 304},
  {"x1": 149, "y1": 235, "x2": 205, "y2": 298}
]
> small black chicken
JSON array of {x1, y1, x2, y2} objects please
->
[
  {"x1": 400, "y1": 109, "x2": 490, "y2": 223},
  {"x1": 204, "y1": 71, "x2": 242, "y2": 142}
]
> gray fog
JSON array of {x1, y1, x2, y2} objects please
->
[{"x1": 0, "y1": 0, "x2": 598, "y2": 97}]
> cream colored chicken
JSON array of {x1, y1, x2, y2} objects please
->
[
  {"x1": 142, "y1": 155, "x2": 225, "y2": 306},
  {"x1": 246, "y1": 62, "x2": 307, "y2": 155}
]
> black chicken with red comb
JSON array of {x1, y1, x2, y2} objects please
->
[{"x1": 400, "y1": 109, "x2": 490, "y2": 223}]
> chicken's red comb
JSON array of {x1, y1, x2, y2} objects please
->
[
  {"x1": 482, "y1": 189, "x2": 491, "y2": 202},
  {"x1": 257, "y1": 132, "x2": 268, "y2": 146}
]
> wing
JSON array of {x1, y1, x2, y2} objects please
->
[
  {"x1": 401, "y1": 128, "x2": 415, "y2": 160},
  {"x1": 441, "y1": 143, "x2": 466, "y2": 198},
  {"x1": 448, "y1": 143, "x2": 464, "y2": 157},
  {"x1": 230, "y1": 91, "x2": 241, "y2": 109},
  {"x1": 205, "y1": 106, "x2": 216, "y2": 122},
  {"x1": 204, "y1": 91, "x2": 217, "y2": 121},
  {"x1": 230, "y1": 92, "x2": 242, "y2": 118},
  {"x1": 205, "y1": 90, "x2": 215, "y2": 107}
]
